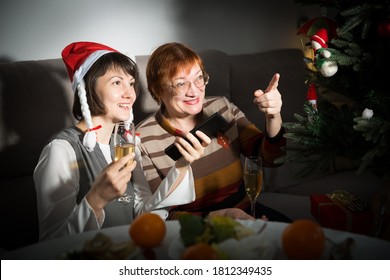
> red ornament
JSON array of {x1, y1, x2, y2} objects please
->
[
  {"x1": 377, "y1": 19, "x2": 390, "y2": 38},
  {"x1": 297, "y1": 16, "x2": 337, "y2": 38},
  {"x1": 306, "y1": 83, "x2": 318, "y2": 110}
]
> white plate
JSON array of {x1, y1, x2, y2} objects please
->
[{"x1": 168, "y1": 219, "x2": 276, "y2": 259}]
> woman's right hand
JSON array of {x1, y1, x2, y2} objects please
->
[
  {"x1": 86, "y1": 153, "x2": 136, "y2": 214},
  {"x1": 175, "y1": 130, "x2": 211, "y2": 166}
]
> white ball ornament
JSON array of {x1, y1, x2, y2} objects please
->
[
  {"x1": 362, "y1": 108, "x2": 374, "y2": 119},
  {"x1": 320, "y1": 61, "x2": 338, "y2": 77}
]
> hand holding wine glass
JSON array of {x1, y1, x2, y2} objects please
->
[
  {"x1": 113, "y1": 121, "x2": 136, "y2": 203},
  {"x1": 244, "y1": 156, "x2": 263, "y2": 218}
]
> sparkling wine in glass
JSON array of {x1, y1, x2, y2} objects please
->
[
  {"x1": 244, "y1": 156, "x2": 263, "y2": 218},
  {"x1": 113, "y1": 121, "x2": 135, "y2": 203}
]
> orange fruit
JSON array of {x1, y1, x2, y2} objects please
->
[
  {"x1": 129, "y1": 212, "x2": 166, "y2": 249},
  {"x1": 282, "y1": 219, "x2": 325, "y2": 260},
  {"x1": 181, "y1": 243, "x2": 219, "y2": 260}
]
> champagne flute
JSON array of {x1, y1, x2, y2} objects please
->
[
  {"x1": 113, "y1": 121, "x2": 136, "y2": 203},
  {"x1": 244, "y1": 156, "x2": 263, "y2": 218}
]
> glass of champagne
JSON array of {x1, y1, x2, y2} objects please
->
[
  {"x1": 244, "y1": 156, "x2": 263, "y2": 218},
  {"x1": 113, "y1": 121, "x2": 136, "y2": 203}
]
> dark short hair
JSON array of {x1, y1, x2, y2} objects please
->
[
  {"x1": 146, "y1": 42, "x2": 205, "y2": 105},
  {"x1": 73, "y1": 52, "x2": 139, "y2": 120}
]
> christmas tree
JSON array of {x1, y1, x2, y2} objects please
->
[{"x1": 278, "y1": 0, "x2": 390, "y2": 183}]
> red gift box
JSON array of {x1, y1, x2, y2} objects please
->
[{"x1": 310, "y1": 194, "x2": 374, "y2": 235}]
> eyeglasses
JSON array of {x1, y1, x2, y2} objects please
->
[{"x1": 168, "y1": 73, "x2": 209, "y2": 95}]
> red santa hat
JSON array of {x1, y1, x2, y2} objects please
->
[
  {"x1": 62, "y1": 41, "x2": 118, "y2": 91},
  {"x1": 62, "y1": 41, "x2": 118, "y2": 151},
  {"x1": 310, "y1": 28, "x2": 329, "y2": 50}
]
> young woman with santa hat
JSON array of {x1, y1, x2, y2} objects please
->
[{"x1": 34, "y1": 41, "x2": 210, "y2": 241}]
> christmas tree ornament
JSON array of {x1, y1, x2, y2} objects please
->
[
  {"x1": 297, "y1": 16, "x2": 337, "y2": 37},
  {"x1": 315, "y1": 48, "x2": 338, "y2": 77},
  {"x1": 377, "y1": 18, "x2": 390, "y2": 38},
  {"x1": 310, "y1": 28, "x2": 329, "y2": 51},
  {"x1": 308, "y1": 28, "x2": 339, "y2": 77},
  {"x1": 362, "y1": 108, "x2": 374, "y2": 120},
  {"x1": 298, "y1": 15, "x2": 337, "y2": 73},
  {"x1": 306, "y1": 83, "x2": 318, "y2": 110}
]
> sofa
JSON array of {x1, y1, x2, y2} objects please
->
[{"x1": 0, "y1": 48, "x2": 382, "y2": 251}]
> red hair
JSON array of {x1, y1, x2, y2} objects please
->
[{"x1": 146, "y1": 42, "x2": 205, "y2": 104}]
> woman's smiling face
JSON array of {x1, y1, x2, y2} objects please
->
[
  {"x1": 161, "y1": 64, "x2": 205, "y2": 119},
  {"x1": 95, "y1": 67, "x2": 137, "y2": 123}
]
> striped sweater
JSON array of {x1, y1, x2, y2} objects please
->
[{"x1": 136, "y1": 96, "x2": 286, "y2": 219}]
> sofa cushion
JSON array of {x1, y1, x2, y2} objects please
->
[
  {"x1": 132, "y1": 55, "x2": 159, "y2": 124},
  {"x1": 0, "y1": 59, "x2": 74, "y2": 180},
  {"x1": 0, "y1": 59, "x2": 73, "y2": 250},
  {"x1": 198, "y1": 49, "x2": 230, "y2": 99}
]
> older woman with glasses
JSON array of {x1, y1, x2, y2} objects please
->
[{"x1": 136, "y1": 42, "x2": 291, "y2": 221}]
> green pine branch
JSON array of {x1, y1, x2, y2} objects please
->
[
  {"x1": 338, "y1": 3, "x2": 380, "y2": 38},
  {"x1": 353, "y1": 116, "x2": 390, "y2": 174}
]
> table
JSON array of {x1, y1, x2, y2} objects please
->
[{"x1": 2, "y1": 220, "x2": 390, "y2": 260}]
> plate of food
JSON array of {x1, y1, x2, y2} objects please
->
[
  {"x1": 168, "y1": 215, "x2": 277, "y2": 260},
  {"x1": 61, "y1": 232, "x2": 140, "y2": 260}
]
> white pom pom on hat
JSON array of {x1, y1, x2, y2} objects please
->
[{"x1": 62, "y1": 41, "x2": 118, "y2": 151}]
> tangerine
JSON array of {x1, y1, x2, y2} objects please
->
[
  {"x1": 181, "y1": 243, "x2": 219, "y2": 260},
  {"x1": 129, "y1": 212, "x2": 166, "y2": 249},
  {"x1": 282, "y1": 219, "x2": 325, "y2": 260}
]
